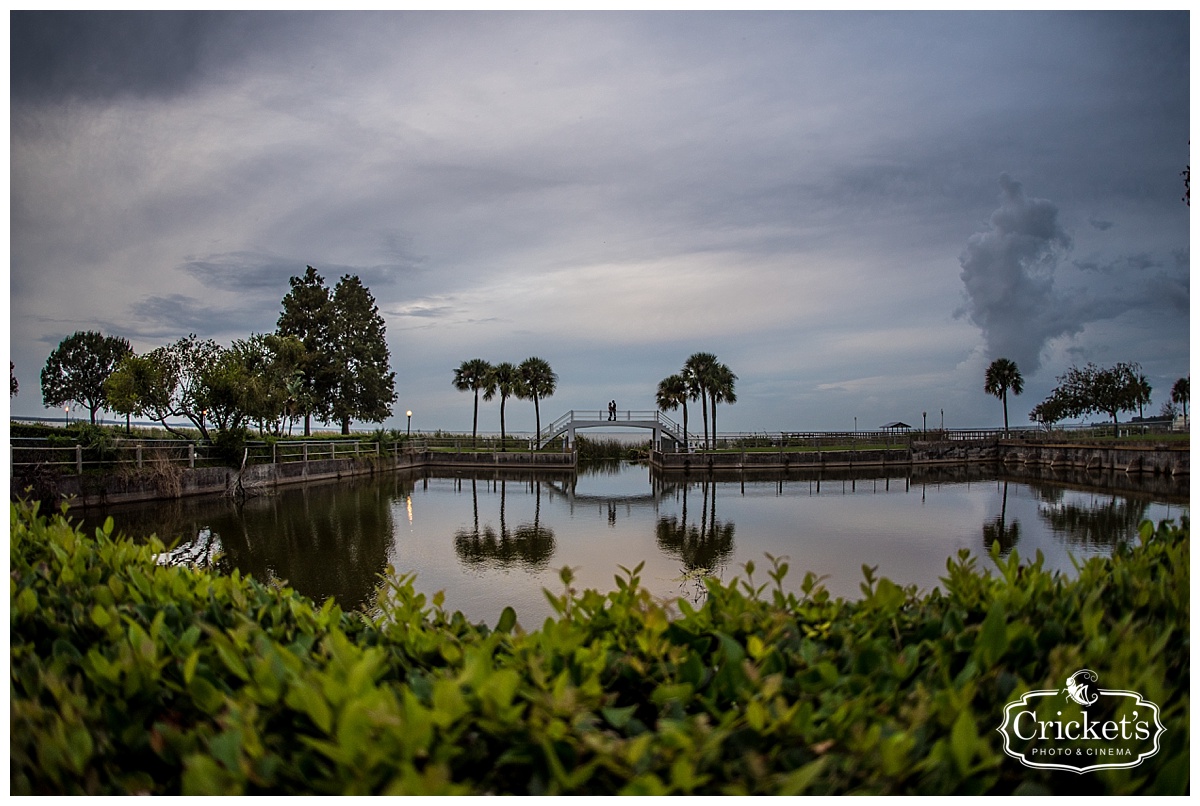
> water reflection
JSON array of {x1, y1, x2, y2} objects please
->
[
  {"x1": 655, "y1": 479, "x2": 736, "y2": 603},
  {"x1": 83, "y1": 476, "x2": 407, "y2": 611},
  {"x1": 73, "y1": 461, "x2": 1186, "y2": 622},
  {"x1": 983, "y1": 481, "x2": 1022, "y2": 555},
  {"x1": 453, "y1": 478, "x2": 556, "y2": 570},
  {"x1": 1035, "y1": 491, "x2": 1151, "y2": 549}
]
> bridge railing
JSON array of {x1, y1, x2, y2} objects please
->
[{"x1": 537, "y1": 410, "x2": 689, "y2": 445}]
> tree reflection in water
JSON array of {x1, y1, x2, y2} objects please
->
[
  {"x1": 453, "y1": 478, "x2": 556, "y2": 570},
  {"x1": 655, "y1": 477, "x2": 735, "y2": 605},
  {"x1": 982, "y1": 480, "x2": 1021, "y2": 556},
  {"x1": 1034, "y1": 490, "x2": 1150, "y2": 549}
]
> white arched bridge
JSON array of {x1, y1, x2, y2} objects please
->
[{"x1": 537, "y1": 409, "x2": 689, "y2": 450}]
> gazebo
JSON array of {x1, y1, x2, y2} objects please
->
[{"x1": 880, "y1": 421, "x2": 912, "y2": 433}]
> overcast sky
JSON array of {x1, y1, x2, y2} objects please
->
[{"x1": 8, "y1": 11, "x2": 1191, "y2": 435}]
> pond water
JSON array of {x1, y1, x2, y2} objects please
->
[{"x1": 77, "y1": 462, "x2": 1188, "y2": 629}]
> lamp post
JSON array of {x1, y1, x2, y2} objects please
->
[
  {"x1": 406, "y1": 410, "x2": 412, "y2": 437},
  {"x1": 923, "y1": 411, "x2": 927, "y2": 435},
  {"x1": 64, "y1": 405, "x2": 69, "y2": 427}
]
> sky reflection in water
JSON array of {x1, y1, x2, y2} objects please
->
[{"x1": 84, "y1": 462, "x2": 1187, "y2": 628}]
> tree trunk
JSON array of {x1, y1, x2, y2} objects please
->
[
  {"x1": 710, "y1": 393, "x2": 718, "y2": 449},
  {"x1": 500, "y1": 398, "x2": 507, "y2": 451},
  {"x1": 472, "y1": 391, "x2": 480, "y2": 446},
  {"x1": 341, "y1": 417, "x2": 351, "y2": 436}
]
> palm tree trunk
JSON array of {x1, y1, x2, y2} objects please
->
[
  {"x1": 700, "y1": 393, "x2": 709, "y2": 450},
  {"x1": 710, "y1": 392, "x2": 718, "y2": 449},
  {"x1": 472, "y1": 391, "x2": 480, "y2": 446},
  {"x1": 500, "y1": 397, "x2": 507, "y2": 451},
  {"x1": 534, "y1": 394, "x2": 542, "y2": 449},
  {"x1": 1002, "y1": 391, "x2": 1009, "y2": 435},
  {"x1": 682, "y1": 401, "x2": 689, "y2": 451}
]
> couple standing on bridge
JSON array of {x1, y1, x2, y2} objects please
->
[{"x1": 607, "y1": 400, "x2": 618, "y2": 421}]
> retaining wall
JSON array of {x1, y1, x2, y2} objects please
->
[
  {"x1": 649, "y1": 439, "x2": 1188, "y2": 478},
  {"x1": 20, "y1": 450, "x2": 575, "y2": 508},
  {"x1": 996, "y1": 441, "x2": 1189, "y2": 477}
]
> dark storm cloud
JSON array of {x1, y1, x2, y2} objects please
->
[
  {"x1": 125, "y1": 294, "x2": 277, "y2": 340},
  {"x1": 957, "y1": 175, "x2": 1075, "y2": 373},
  {"x1": 10, "y1": 11, "x2": 240, "y2": 102},
  {"x1": 959, "y1": 175, "x2": 1190, "y2": 375},
  {"x1": 8, "y1": 11, "x2": 1189, "y2": 430},
  {"x1": 182, "y1": 254, "x2": 420, "y2": 299}
]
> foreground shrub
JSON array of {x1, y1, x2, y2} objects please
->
[{"x1": 9, "y1": 500, "x2": 1188, "y2": 794}]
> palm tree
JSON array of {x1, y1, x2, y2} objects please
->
[
  {"x1": 483, "y1": 362, "x2": 522, "y2": 451},
  {"x1": 656, "y1": 373, "x2": 690, "y2": 450},
  {"x1": 684, "y1": 352, "x2": 718, "y2": 449},
  {"x1": 1134, "y1": 373, "x2": 1152, "y2": 419},
  {"x1": 984, "y1": 357, "x2": 1024, "y2": 435},
  {"x1": 453, "y1": 358, "x2": 493, "y2": 446},
  {"x1": 518, "y1": 356, "x2": 557, "y2": 448},
  {"x1": 708, "y1": 363, "x2": 737, "y2": 448},
  {"x1": 1172, "y1": 377, "x2": 1189, "y2": 427}
]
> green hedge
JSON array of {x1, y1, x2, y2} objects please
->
[{"x1": 10, "y1": 500, "x2": 1189, "y2": 794}]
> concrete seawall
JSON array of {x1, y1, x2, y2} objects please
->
[
  {"x1": 18, "y1": 440, "x2": 1188, "y2": 509},
  {"x1": 649, "y1": 439, "x2": 1188, "y2": 477},
  {"x1": 23, "y1": 450, "x2": 576, "y2": 508}
]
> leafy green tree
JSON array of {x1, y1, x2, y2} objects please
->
[
  {"x1": 483, "y1": 362, "x2": 522, "y2": 451},
  {"x1": 1028, "y1": 391, "x2": 1069, "y2": 431},
  {"x1": 105, "y1": 353, "x2": 168, "y2": 435},
  {"x1": 196, "y1": 347, "x2": 255, "y2": 438},
  {"x1": 40, "y1": 330, "x2": 133, "y2": 425},
  {"x1": 1036, "y1": 362, "x2": 1145, "y2": 437},
  {"x1": 10, "y1": 362, "x2": 18, "y2": 398},
  {"x1": 228, "y1": 334, "x2": 306, "y2": 436},
  {"x1": 325, "y1": 275, "x2": 397, "y2": 435},
  {"x1": 518, "y1": 357, "x2": 557, "y2": 448},
  {"x1": 453, "y1": 359, "x2": 493, "y2": 446},
  {"x1": 104, "y1": 335, "x2": 222, "y2": 439},
  {"x1": 656, "y1": 373, "x2": 690, "y2": 450},
  {"x1": 276, "y1": 266, "x2": 335, "y2": 436},
  {"x1": 984, "y1": 358, "x2": 1024, "y2": 435},
  {"x1": 1171, "y1": 377, "x2": 1189, "y2": 427}
]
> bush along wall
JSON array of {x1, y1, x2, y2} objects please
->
[{"x1": 9, "y1": 499, "x2": 1189, "y2": 795}]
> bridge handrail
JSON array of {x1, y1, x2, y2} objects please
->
[{"x1": 538, "y1": 410, "x2": 689, "y2": 444}]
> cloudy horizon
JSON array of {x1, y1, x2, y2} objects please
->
[{"x1": 9, "y1": 11, "x2": 1191, "y2": 435}]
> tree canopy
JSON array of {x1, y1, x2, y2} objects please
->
[
  {"x1": 518, "y1": 357, "x2": 557, "y2": 447},
  {"x1": 326, "y1": 275, "x2": 397, "y2": 434},
  {"x1": 483, "y1": 362, "x2": 521, "y2": 450},
  {"x1": 1031, "y1": 361, "x2": 1147, "y2": 436},
  {"x1": 453, "y1": 359, "x2": 493, "y2": 445},
  {"x1": 40, "y1": 330, "x2": 132, "y2": 425},
  {"x1": 983, "y1": 358, "x2": 1023, "y2": 435},
  {"x1": 276, "y1": 267, "x2": 396, "y2": 435}
]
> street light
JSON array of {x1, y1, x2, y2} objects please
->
[
  {"x1": 64, "y1": 405, "x2": 69, "y2": 426},
  {"x1": 406, "y1": 410, "x2": 412, "y2": 437}
]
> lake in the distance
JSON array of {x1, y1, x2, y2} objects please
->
[{"x1": 77, "y1": 461, "x2": 1188, "y2": 629}]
